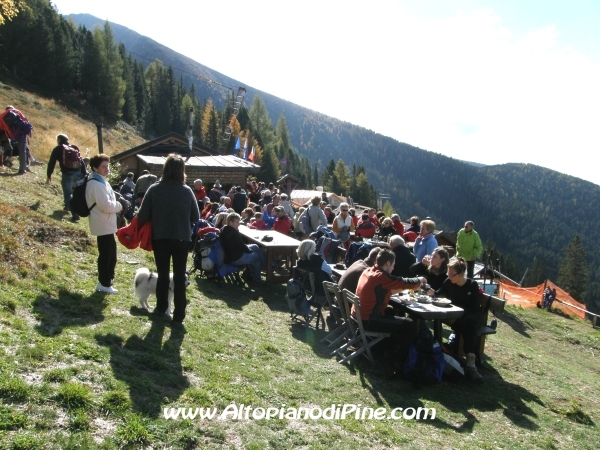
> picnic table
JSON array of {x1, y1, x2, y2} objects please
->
[
  {"x1": 238, "y1": 225, "x2": 299, "y2": 285},
  {"x1": 389, "y1": 294, "x2": 464, "y2": 343}
]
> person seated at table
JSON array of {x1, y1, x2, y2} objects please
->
[
  {"x1": 367, "y1": 208, "x2": 379, "y2": 227},
  {"x1": 324, "y1": 206, "x2": 335, "y2": 224},
  {"x1": 379, "y1": 217, "x2": 398, "y2": 240},
  {"x1": 248, "y1": 212, "x2": 268, "y2": 230},
  {"x1": 339, "y1": 247, "x2": 382, "y2": 294},
  {"x1": 200, "y1": 201, "x2": 213, "y2": 221},
  {"x1": 206, "y1": 203, "x2": 219, "y2": 223},
  {"x1": 213, "y1": 212, "x2": 229, "y2": 229},
  {"x1": 413, "y1": 219, "x2": 437, "y2": 263},
  {"x1": 389, "y1": 236, "x2": 415, "y2": 278},
  {"x1": 240, "y1": 207, "x2": 254, "y2": 225},
  {"x1": 354, "y1": 249, "x2": 425, "y2": 349},
  {"x1": 218, "y1": 196, "x2": 232, "y2": 212},
  {"x1": 220, "y1": 212, "x2": 266, "y2": 286},
  {"x1": 262, "y1": 205, "x2": 292, "y2": 235},
  {"x1": 356, "y1": 213, "x2": 377, "y2": 238},
  {"x1": 348, "y1": 208, "x2": 359, "y2": 227},
  {"x1": 296, "y1": 239, "x2": 333, "y2": 303},
  {"x1": 332, "y1": 202, "x2": 355, "y2": 239},
  {"x1": 434, "y1": 257, "x2": 484, "y2": 382},
  {"x1": 403, "y1": 216, "x2": 420, "y2": 242},
  {"x1": 410, "y1": 246, "x2": 449, "y2": 291},
  {"x1": 391, "y1": 214, "x2": 404, "y2": 236}
]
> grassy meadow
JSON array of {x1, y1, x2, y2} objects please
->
[{"x1": 0, "y1": 82, "x2": 599, "y2": 449}]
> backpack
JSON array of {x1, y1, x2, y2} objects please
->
[
  {"x1": 403, "y1": 328, "x2": 446, "y2": 386},
  {"x1": 69, "y1": 174, "x2": 97, "y2": 217},
  {"x1": 2, "y1": 110, "x2": 19, "y2": 128},
  {"x1": 316, "y1": 236, "x2": 341, "y2": 264},
  {"x1": 193, "y1": 232, "x2": 220, "y2": 275},
  {"x1": 286, "y1": 272, "x2": 311, "y2": 316},
  {"x1": 345, "y1": 241, "x2": 376, "y2": 267},
  {"x1": 300, "y1": 210, "x2": 313, "y2": 234},
  {"x1": 62, "y1": 144, "x2": 82, "y2": 170}
]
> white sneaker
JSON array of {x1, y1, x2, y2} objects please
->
[{"x1": 96, "y1": 282, "x2": 118, "y2": 294}]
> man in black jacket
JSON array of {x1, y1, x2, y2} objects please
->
[
  {"x1": 46, "y1": 134, "x2": 84, "y2": 222},
  {"x1": 220, "y1": 213, "x2": 266, "y2": 285},
  {"x1": 390, "y1": 236, "x2": 416, "y2": 278}
]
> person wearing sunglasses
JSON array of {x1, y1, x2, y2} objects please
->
[{"x1": 332, "y1": 202, "x2": 355, "y2": 243}]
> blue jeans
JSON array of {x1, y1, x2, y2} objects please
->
[
  {"x1": 61, "y1": 170, "x2": 81, "y2": 214},
  {"x1": 232, "y1": 244, "x2": 266, "y2": 283}
]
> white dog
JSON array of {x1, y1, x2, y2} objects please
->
[{"x1": 134, "y1": 268, "x2": 189, "y2": 316}]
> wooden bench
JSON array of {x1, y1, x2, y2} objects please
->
[{"x1": 458, "y1": 293, "x2": 506, "y2": 365}]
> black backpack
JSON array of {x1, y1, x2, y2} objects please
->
[
  {"x1": 70, "y1": 174, "x2": 97, "y2": 217},
  {"x1": 286, "y1": 272, "x2": 311, "y2": 316}
]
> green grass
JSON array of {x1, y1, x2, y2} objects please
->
[{"x1": 0, "y1": 165, "x2": 599, "y2": 448}]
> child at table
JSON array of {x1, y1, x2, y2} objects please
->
[{"x1": 249, "y1": 212, "x2": 268, "y2": 230}]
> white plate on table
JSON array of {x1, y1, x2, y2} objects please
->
[
  {"x1": 415, "y1": 295, "x2": 432, "y2": 304},
  {"x1": 432, "y1": 299, "x2": 452, "y2": 307}
]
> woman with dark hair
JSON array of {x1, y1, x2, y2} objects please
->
[
  {"x1": 137, "y1": 153, "x2": 199, "y2": 327},
  {"x1": 410, "y1": 246, "x2": 449, "y2": 290},
  {"x1": 435, "y1": 257, "x2": 484, "y2": 382},
  {"x1": 85, "y1": 154, "x2": 124, "y2": 294}
]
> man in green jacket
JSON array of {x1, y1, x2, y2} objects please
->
[{"x1": 456, "y1": 221, "x2": 482, "y2": 279}]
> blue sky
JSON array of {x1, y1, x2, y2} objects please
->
[{"x1": 51, "y1": 0, "x2": 600, "y2": 186}]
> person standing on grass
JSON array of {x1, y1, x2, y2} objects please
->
[
  {"x1": 85, "y1": 154, "x2": 124, "y2": 294},
  {"x1": 456, "y1": 220, "x2": 483, "y2": 279},
  {"x1": 46, "y1": 134, "x2": 85, "y2": 222},
  {"x1": 137, "y1": 154, "x2": 200, "y2": 328}
]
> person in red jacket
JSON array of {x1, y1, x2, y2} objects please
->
[
  {"x1": 262, "y1": 206, "x2": 292, "y2": 235},
  {"x1": 355, "y1": 214, "x2": 376, "y2": 238},
  {"x1": 391, "y1": 214, "x2": 405, "y2": 236},
  {"x1": 354, "y1": 248, "x2": 425, "y2": 339}
]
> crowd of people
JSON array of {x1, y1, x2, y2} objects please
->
[{"x1": 3, "y1": 104, "x2": 490, "y2": 379}]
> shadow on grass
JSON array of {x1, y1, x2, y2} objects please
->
[
  {"x1": 353, "y1": 356, "x2": 544, "y2": 432},
  {"x1": 49, "y1": 209, "x2": 70, "y2": 221},
  {"x1": 499, "y1": 308, "x2": 533, "y2": 338},
  {"x1": 193, "y1": 275, "x2": 258, "y2": 310},
  {"x1": 291, "y1": 318, "x2": 544, "y2": 431},
  {"x1": 32, "y1": 289, "x2": 108, "y2": 336},
  {"x1": 96, "y1": 319, "x2": 189, "y2": 418}
]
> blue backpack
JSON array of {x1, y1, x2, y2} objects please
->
[{"x1": 403, "y1": 330, "x2": 446, "y2": 385}]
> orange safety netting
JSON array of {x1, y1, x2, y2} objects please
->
[{"x1": 496, "y1": 279, "x2": 587, "y2": 319}]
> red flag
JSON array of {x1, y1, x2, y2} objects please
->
[{"x1": 248, "y1": 146, "x2": 255, "y2": 163}]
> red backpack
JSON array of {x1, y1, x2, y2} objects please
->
[{"x1": 62, "y1": 144, "x2": 82, "y2": 170}]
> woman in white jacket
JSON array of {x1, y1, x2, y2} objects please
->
[{"x1": 85, "y1": 154, "x2": 123, "y2": 294}]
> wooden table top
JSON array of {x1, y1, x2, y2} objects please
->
[{"x1": 238, "y1": 225, "x2": 300, "y2": 248}]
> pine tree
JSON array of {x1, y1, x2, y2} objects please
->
[
  {"x1": 94, "y1": 22, "x2": 125, "y2": 119},
  {"x1": 313, "y1": 163, "x2": 319, "y2": 188},
  {"x1": 259, "y1": 147, "x2": 280, "y2": 183},
  {"x1": 557, "y1": 235, "x2": 589, "y2": 302},
  {"x1": 383, "y1": 200, "x2": 395, "y2": 217}
]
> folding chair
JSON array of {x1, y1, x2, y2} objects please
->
[
  {"x1": 291, "y1": 267, "x2": 325, "y2": 329},
  {"x1": 336, "y1": 289, "x2": 391, "y2": 364},
  {"x1": 320, "y1": 281, "x2": 351, "y2": 347}
]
